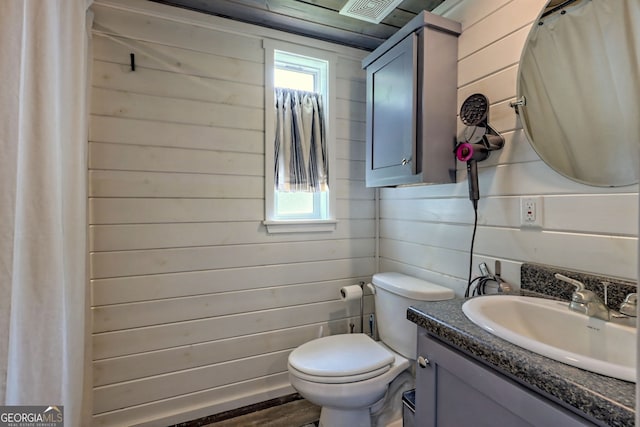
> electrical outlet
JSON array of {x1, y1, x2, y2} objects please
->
[{"x1": 520, "y1": 196, "x2": 543, "y2": 228}]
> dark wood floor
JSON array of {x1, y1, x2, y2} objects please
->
[
  {"x1": 170, "y1": 394, "x2": 320, "y2": 427},
  {"x1": 203, "y1": 398, "x2": 320, "y2": 427}
]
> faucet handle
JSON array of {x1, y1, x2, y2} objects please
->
[
  {"x1": 555, "y1": 273, "x2": 585, "y2": 291},
  {"x1": 555, "y1": 273, "x2": 589, "y2": 299},
  {"x1": 555, "y1": 273, "x2": 599, "y2": 304},
  {"x1": 619, "y1": 293, "x2": 637, "y2": 317}
]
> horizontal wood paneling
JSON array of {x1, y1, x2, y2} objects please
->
[
  {"x1": 92, "y1": 373, "x2": 291, "y2": 427},
  {"x1": 458, "y1": 25, "x2": 529, "y2": 86},
  {"x1": 380, "y1": 221, "x2": 635, "y2": 279},
  {"x1": 90, "y1": 2, "x2": 372, "y2": 425},
  {"x1": 93, "y1": 278, "x2": 369, "y2": 332},
  {"x1": 442, "y1": 0, "x2": 506, "y2": 31},
  {"x1": 336, "y1": 117, "x2": 366, "y2": 141},
  {"x1": 90, "y1": 115, "x2": 263, "y2": 152},
  {"x1": 92, "y1": 87, "x2": 264, "y2": 130},
  {"x1": 89, "y1": 197, "x2": 263, "y2": 224},
  {"x1": 93, "y1": 319, "x2": 355, "y2": 386},
  {"x1": 458, "y1": 65, "x2": 518, "y2": 105},
  {"x1": 92, "y1": 4, "x2": 264, "y2": 62},
  {"x1": 90, "y1": 170, "x2": 263, "y2": 198},
  {"x1": 335, "y1": 177, "x2": 374, "y2": 200},
  {"x1": 380, "y1": 238, "x2": 470, "y2": 280},
  {"x1": 93, "y1": 34, "x2": 264, "y2": 84},
  {"x1": 335, "y1": 139, "x2": 366, "y2": 162},
  {"x1": 91, "y1": 238, "x2": 374, "y2": 278},
  {"x1": 336, "y1": 57, "x2": 367, "y2": 82},
  {"x1": 92, "y1": 258, "x2": 375, "y2": 305},
  {"x1": 94, "y1": 350, "x2": 291, "y2": 413},
  {"x1": 336, "y1": 98, "x2": 365, "y2": 122},
  {"x1": 90, "y1": 219, "x2": 374, "y2": 251},
  {"x1": 336, "y1": 77, "x2": 366, "y2": 102},
  {"x1": 89, "y1": 197, "x2": 373, "y2": 224},
  {"x1": 457, "y1": 0, "x2": 539, "y2": 60},
  {"x1": 89, "y1": 142, "x2": 263, "y2": 175},
  {"x1": 93, "y1": 60, "x2": 264, "y2": 107},
  {"x1": 336, "y1": 158, "x2": 366, "y2": 181},
  {"x1": 380, "y1": 194, "x2": 638, "y2": 235},
  {"x1": 93, "y1": 298, "x2": 373, "y2": 359}
]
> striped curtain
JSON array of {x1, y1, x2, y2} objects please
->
[{"x1": 274, "y1": 88, "x2": 328, "y2": 192}]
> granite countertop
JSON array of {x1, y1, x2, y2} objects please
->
[{"x1": 408, "y1": 298, "x2": 635, "y2": 427}]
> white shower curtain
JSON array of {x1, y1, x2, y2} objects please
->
[{"x1": 0, "y1": 1, "x2": 93, "y2": 426}]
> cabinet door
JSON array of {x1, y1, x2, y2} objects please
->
[
  {"x1": 415, "y1": 331, "x2": 596, "y2": 427},
  {"x1": 365, "y1": 33, "x2": 417, "y2": 187}
]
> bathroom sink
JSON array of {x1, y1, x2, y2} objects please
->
[{"x1": 462, "y1": 295, "x2": 636, "y2": 382}]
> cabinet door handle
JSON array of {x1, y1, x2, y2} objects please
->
[
  {"x1": 401, "y1": 157, "x2": 411, "y2": 166},
  {"x1": 417, "y1": 355, "x2": 430, "y2": 368}
]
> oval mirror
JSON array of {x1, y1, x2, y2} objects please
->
[{"x1": 517, "y1": 0, "x2": 640, "y2": 187}]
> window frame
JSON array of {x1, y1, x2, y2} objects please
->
[{"x1": 263, "y1": 39, "x2": 337, "y2": 234}]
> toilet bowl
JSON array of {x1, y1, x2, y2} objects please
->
[
  {"x1": 287, "y1": 272, "x2": 455, "y2": 427},
  {"x1": 288, "y1": 336, "x2": 409, "y2": 427}
]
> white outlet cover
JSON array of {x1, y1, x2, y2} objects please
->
[{"x1": 520, "y1": 196, "x2": 543, "y2": 228}]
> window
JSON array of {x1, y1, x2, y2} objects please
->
[{"x1": 263, "y1": 40, "x2": 337, "y2": 233}]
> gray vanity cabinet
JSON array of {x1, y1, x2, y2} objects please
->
[
  {"x1": 362, "y1": 12, "x2": 460, "y2": 187},
  {"x1": 415, "y1": 330, "x2": 596, "y2": 427}
]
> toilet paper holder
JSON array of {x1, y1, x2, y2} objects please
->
[{"x1": 342, "y1": 281, "x2": 368, "y2": 335}]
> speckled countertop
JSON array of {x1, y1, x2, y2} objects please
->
[{"x1": 407, "y1": 298, "x2": 635, "y2": 427}]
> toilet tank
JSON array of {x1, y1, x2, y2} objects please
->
[{"x1": 372, "y1": 272, "x2": 454, "y2": 359}]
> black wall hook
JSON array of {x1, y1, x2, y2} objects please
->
[{"x1": 130, "y1": 53, "x2": 135, "y2": 71}]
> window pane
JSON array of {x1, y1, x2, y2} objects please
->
[
  {"x1": 276, "y1": 191, "x2": 314, "y2": 215},
  {"x1": 274, "y1": 68, "x2": 315, "y2": 92}
]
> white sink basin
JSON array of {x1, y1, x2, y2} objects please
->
[{"x1": 462, "y1": 295, "x2": 636, "y2": 382}]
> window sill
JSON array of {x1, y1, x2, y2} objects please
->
[{"x1": 263, "y1": 219, "x2": 338, "y2": 234}]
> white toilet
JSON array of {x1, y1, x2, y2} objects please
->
[{"x1": 287, "y1": 272, "x2": 455, "y2": 427}]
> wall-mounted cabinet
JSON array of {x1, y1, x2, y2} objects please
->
[{"x1": 362, "y1": 12, "x2": 460, "y2": 187}]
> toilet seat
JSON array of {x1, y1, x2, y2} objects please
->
[
  {"x1": 288, "y1": 334, "x2": 395, "y2": 384},
  {"x1": 288, "y1": 363, "x2": 391, "y2": 384}
]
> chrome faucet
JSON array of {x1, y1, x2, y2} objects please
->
[{"x1": 555, "y1": 274, "x2": 610, "y2": 321}]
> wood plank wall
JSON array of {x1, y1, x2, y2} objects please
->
[
  {"x1": 379, "y1": 0, "x2": 638, "y2": 294},
  {"x1": 88, "y1": 1, "x2": 373, "y2": 425}
]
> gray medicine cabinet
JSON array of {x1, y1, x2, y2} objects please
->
[{"x1": 361, "y1": 12, "x2": 461, "y2": 188}]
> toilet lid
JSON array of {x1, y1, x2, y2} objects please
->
[{"x1": 288, "y1": 334, "x2": 395, "y2": 378}]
